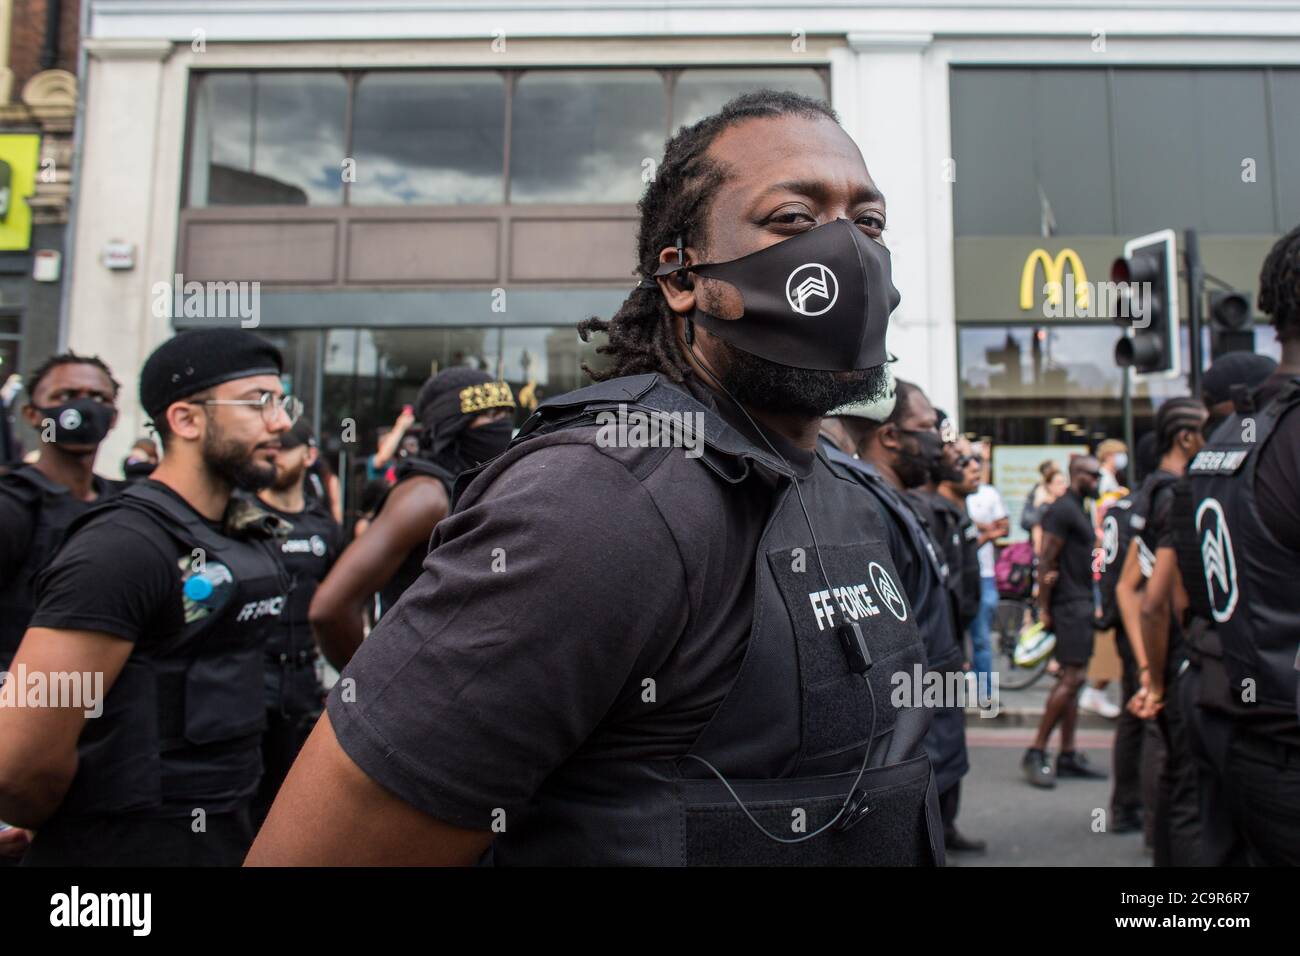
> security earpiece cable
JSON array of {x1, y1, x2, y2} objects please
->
[{"x1": 682, "y1": 330, "x2": 878, "y2": 842}]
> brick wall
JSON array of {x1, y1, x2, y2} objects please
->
[{"x1": 9, "y1": 0, "x2": 81, "y2": 92}]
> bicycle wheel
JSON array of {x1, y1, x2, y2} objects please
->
[{"x1": 991, "y1": 597, "x2": 1049, "y2": 690}]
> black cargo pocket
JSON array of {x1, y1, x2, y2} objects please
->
[
  {"x1": 184, "y1": 648, "x2": 267, "y2": 746},
  {"x1": 766, "y1": 544, "x2": 924, "y2": 759},
  {"x1": 681, "y1": 753, "x2": 936, "y2": 866}
]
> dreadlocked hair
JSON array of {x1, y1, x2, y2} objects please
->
[
  {"x1": 25, "y1": 350, "x2": 121, "y2": 401},
  {"x1": 577, "y1": 89, "x2": 840, "y2": 383},
  {"x1": 1259, "y1": 223, "x2": 1300, "y2": 342}
]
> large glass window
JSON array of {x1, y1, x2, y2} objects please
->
[
  {"x1": 672, "y1": 68, "x2": 827, "y2": 129},
  {"x1": 951, "y1": 67, "x2": 1297, "y2": 236},
  {"x1": 508, "y1": 70, "x2": 666, "y2": 204},
  {"x1": 188, "y1": 72, "x2": 348, "y2": 206},
  {"x1": 186, "y1": 67, "x2": 828, "y2": 207},
  {"x1": 350, "y1": 72, "x2": 506, "y2": 205}
]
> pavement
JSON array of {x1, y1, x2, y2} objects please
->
[{"x1": 949, "y1": 677, "x2": 1148, "y2": 866}]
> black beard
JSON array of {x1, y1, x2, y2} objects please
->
[
  {"x1": 203, "y1": 423, "x2": 277, "y2": 492},
  {"x1": 271, "y1": 461, "x2": 306, "y2": 492},
  {"x1": 714, "y1": 340, "x2": 890, "y2": 417}
]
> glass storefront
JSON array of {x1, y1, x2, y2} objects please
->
[{"x1": 260, "y1": 325, "x2": 610, "y2": 516}]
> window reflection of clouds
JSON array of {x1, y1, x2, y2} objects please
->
[
  {"x1": 351, "y1": 73, "x2": 505, "y2": 205},
  {"x1": 510, "y1": 71, "x2": 666, "y2": 203},
  {"x1": 253, "y1": 74, "x2": 347, "y2": 204},
  {"x1": 672, "y1": 68, "x2": 827, "y2": 129}
]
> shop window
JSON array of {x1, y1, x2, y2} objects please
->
[
  {"x1": 188, "y1": 72, "x2": 348, "y2": 206},
  {"x1": 508, "y1": 70, "x2": 666, "y2": 203},
  {"x1": 351, "y1": 72, "x2": 506, "y2": 205},
  {"x1": 671, "y1": 68, "x2": 827, "y2": 129}
]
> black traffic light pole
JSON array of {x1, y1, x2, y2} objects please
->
[{"x1": 1185, "y1": 228, "x2": 1205, "y2": 398}]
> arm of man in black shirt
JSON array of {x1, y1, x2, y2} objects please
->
[
  {"x1": 308, "y1": 475, "x2": 448, "y2": 669},
  {"x1": 1037, "y1": 503, "x2": 1066, "y2": 633},
  {"x1": 0, "y1": 522, "x2": 177, "y2": 826}
]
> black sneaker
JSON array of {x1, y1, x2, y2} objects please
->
[
  {"x1": 1022, "y1": 747, "x2": 1056, "y2": 788},
  {"x1": 1056, "y1": 750, "x2": 1108, "y2": 779},
  {"x1": 944, "y1": 829, "x2": 988, "y2": 854}
]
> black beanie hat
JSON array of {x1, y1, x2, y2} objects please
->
[
  {"x1": 140, "y1": 329, "x2": 283, "y2": 421},
  {"x1": 1200, "y1": 352, "x2": 1277, "y2": 407}
]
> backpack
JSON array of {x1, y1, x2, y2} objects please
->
[{"x1": 995, "y1": 540, "x2": 1036, "y2": 599}]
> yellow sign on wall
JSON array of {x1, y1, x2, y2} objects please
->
[
  {"x1": 0, "y1": 134, "x2": 41, "y2": 251},
  {"x1": 1019, "y1": 247, "x2": 1089, "y2": 312}
]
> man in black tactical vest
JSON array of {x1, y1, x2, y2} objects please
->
[
  {"x1": 1171, "y1": 227, "x2": 1300, "y2": 865},
  {"x1": 307, "y1": 368, "x2": 515, "y2": 669},
  {"x1": 819, "y1": 384, "x2": 982, "y2": 855},
  {"x1": 0, "y1": 353, "x2": 123, "y2": 671},
  {"x1": 1114, "y1": 398, "x2": 1207, "y2": 865},
  {"x1": 252, "y1": 419, "x2": 342, "y2": 828},
  {"x1": 250, "y1": 91, "x2": 942, "y2": 867},
  {"x1": 0, "y1": 329, "x2": 295, "y2": 865}
]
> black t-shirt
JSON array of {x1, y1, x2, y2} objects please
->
[
  {"x1": 0, "y1": 469, "x2": 119, "y2": 588},
  {"x1": 28, "y1": 480, "x2": 211, "y2": 644},
  {"x1": 328, "y1": 380, "x2": 820, "y2": 831},
  {"x1": 1254, "y1": 374, "x2": 1300, "y2": 553},
  {"x1": 1040, "y1": 489, "x2": 1095, "y2": 608}
]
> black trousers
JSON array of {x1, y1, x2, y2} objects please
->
[
  {"x1": 22, "y1": 808, "x2": 254, "y2": 866},
  {"x1": 1180, "y1": 661, "x2": 1249, "y2": 866},
  {"x1": 939, "y1": 782, "x2": 961, "y2": 835},
  {"x1": 1152, "y1": 668, "x2": 1202, "y2": 867},
  {"x1": 252, "y1": 706, "x2": 319, "y2": 830},
  {"x1": 1110, "y1": 628, "x2": 1144, "y2": 816},
  {"x1": 1223, "y1": 728, "x2": 1300, "y2": 866}
]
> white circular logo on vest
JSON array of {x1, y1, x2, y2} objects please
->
[
  {"x1": 1101, "y1": 514, "x2": 1119, "y2": 566},
  {"x1": 1195, "y1": 496, "x2": 1238, "y2": 624},
  {"x1": 868, "y1": 561, "x2": 908, "y2": 622},
  {"x1": 58, "y1": 408, "x2": 82, "y2": 431},
  {"x1": 310, "y1": 534, "x2": 326, "y2": 557},
  {"x1": 785, "y1": 263, "x2": 839, "y2": 316}
]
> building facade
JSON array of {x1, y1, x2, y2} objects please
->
[{"x1": 64, "y1": 1, "x2": 1300, "y2": 510}]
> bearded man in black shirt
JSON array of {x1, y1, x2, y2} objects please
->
[
  {"x1": 0, "y1": 329, "x2": 295, "y2": 865},
  {"x1": 251, "y1": 91, "x2": 943, "y2": 867}
]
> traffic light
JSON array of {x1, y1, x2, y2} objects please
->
[
  {"x1": 1208, "y1": 289, "x2": 1254, "y2": 359},
  {"x1": 1111, "y1": 229, "x2": 1180, "y2": 378}
]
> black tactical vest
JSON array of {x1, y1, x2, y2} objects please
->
[
  {"x1": 1097, "y1": 494, "x2": 1135, "y2": 629},
  {"x1": 0, "y1": 467, "x2": 120, "y2": 665},
  {"x1": 459, "y1": 375, "x2": 941, "y2": 866},
  {"x1": 41, "y1": 482, "x2": 289, "y2": 823},
  {"x1": 820, "y1": 453, "x2": 961, "y2": 674},
  {"x1": 373, "y1": 457, "x2": 456, "y2": 617},
  {"x1": 1183, "y1": 377, "x2": 1300, "y2": 711},
  {"x1": 260, "y1": 497, "x2": 338, "y2": 660},
  {"x1": 925, "y1": 491, "x2": 981, "y2": 632}
]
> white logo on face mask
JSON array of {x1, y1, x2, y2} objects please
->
[
  {"x1": 785, "y1": 263, "x2": 839, "y2": 316},
  {"x1": 58, "y1": 408, "x2": 82, "y2": 430},
  {"x1": 310, "y1": 535, "x2": 326, "y2": 557},
  {"x1": 1196, "y1": 497, "x2": 1238, "y2": 624},
  {"x1": 868, "y1": 561, "x2": 908, "y2": 621}
]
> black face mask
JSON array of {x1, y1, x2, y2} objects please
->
[
  {"x1": 653, "y1": 218, "x2": 901, "y2": 371},
  {"x1": 896, "y1": 428, "x2": 943, "y2": 489},
  {"x1": 457, "y1": 419, "x2": 513, "y2": 465},
  {"x1": 37, "y1": 398, "x2": 115, "y2": 446}
]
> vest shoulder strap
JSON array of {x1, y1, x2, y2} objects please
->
[
  {"x1": 72, "y1": 482, "x2": 230, "y2": 554},
  {"x1": 0, "y1": 465, "x2": 68, "y2": 504}
]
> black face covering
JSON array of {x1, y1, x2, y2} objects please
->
[
  {"x1": 654, "y1": 218, "x2": 901, "y2": 371},
  {"x1": 896, "y1": 427, "x2": 943, "y2": 489},
  {"x1": 37, "y1": 398, "x2": 115, "y2": 446},
  {"x1": 457, "y1": 419, "x2": 513, "y2": 465}
]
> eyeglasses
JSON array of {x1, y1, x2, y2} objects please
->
[
  {"x1": 193, "y1": 392, "x2": 303, "y2": 426},
  {"x1": 956, "y1": 454, "x2": 978, "y2": 468}
]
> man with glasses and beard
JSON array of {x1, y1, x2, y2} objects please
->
[
  {"x1": 251, "y1": 91, "x2": 940, "y2": 867},
  {"x1": 0, "y1": 329, "x2": 294, "y2": 865}
]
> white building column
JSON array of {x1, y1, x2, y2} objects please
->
[
  {"x1": 833, "y1": 32, "x2": 959, "y2": 421},
  {"x1": 67, "y1": 38, "x2": 174, "y2": 473}
]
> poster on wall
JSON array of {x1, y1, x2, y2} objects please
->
[
  {"x1": 993, "y1": 444, "x2": 1088, "y2": 540},
  {"x1": 0, "y1": 134, "x2": 40, "y2": 252}
]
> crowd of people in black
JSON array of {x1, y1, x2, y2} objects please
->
[{"x1": 0, "y1": 91, "x2": 1296, "y2": 867}]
